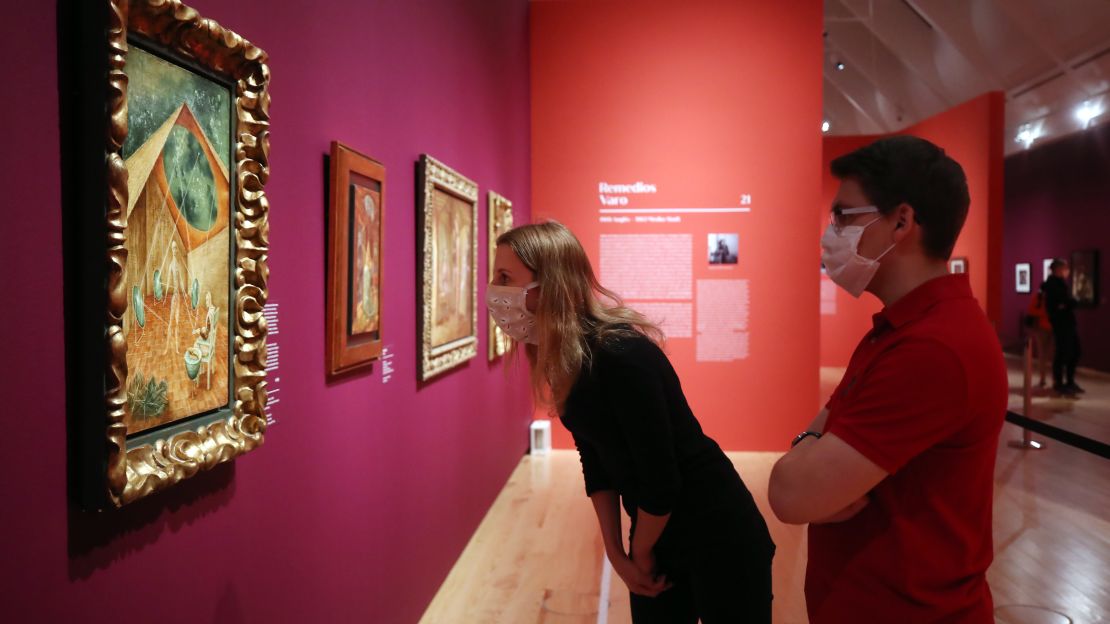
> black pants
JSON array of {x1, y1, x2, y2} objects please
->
[
  {"x1": 1052, "y1": 323, "x2": 1081, "y2": 386},
  {"x1": 628, "y1": 544, "x2": 774, "y2": 623},
  {"x1": 628, "y1": 473, "x2": 775, "y2": 623}
]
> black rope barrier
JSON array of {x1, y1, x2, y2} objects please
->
[{"x1": 1005, "y1": 411, "x2": 1110, "y2": 460}]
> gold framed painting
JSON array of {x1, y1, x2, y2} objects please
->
[
  {"x1": 418, "y1": 155, "x2": 478, "y2": 381},
  {"x1": 327, "y1": 142, "x2": 385, "y2": 377},
  {"x1": 64, "y1": 0, "x2": 270, "y2": 509},
  {"x1": 488, "y1": 191, "x2": 514, "y2": 360},
  {"x1": 1071, "y1": 249, "x2": 1099, "y2": 308}
]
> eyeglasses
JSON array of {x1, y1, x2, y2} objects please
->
[{"x1": 829, "y1": 205, "x2": 879, "y2": 233}]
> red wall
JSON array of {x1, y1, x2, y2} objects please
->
[
  {"x1": 0, "y1": 1, "x2": 531, "y2": 621},
  {"x1": 532, "y1": 0, "x2": 823, "y2": 451},
  {"x1": 820, "y1": 93, "x2": 1005, "y2": 367}
]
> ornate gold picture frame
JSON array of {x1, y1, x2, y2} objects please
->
[
  {"x1": 65, "y1": 0, "x2": 270, "y2": 509},
  {"x1": 418, "y1": 155, "x2": 478, "y2": 381},
  {"x1": 488, "y1": 191, "x2": 514, "y2": 361}
]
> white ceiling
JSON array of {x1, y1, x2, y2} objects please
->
[{"x1": 823, "y1": 0, "x2": 1110, "y2": 154}]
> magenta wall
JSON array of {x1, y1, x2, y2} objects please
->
[
  {"x1": 0, "y1": 1, "x2": 532, "y2": 621},
  {"x1": 1001, "y1": 122, "x2": 1110, "y2": 373}
]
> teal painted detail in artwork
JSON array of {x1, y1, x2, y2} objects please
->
[
  {"x1": 132, "y1": 285, "x2": 146, "y2": 328},
  {"x1": 122, "y1": 46, "x2": 230, "y2": 171},
  {"x1": 184, "y1": 348, "x2": 202, "y2": 380},
  {"x1": 153, "y1": 269, "x2": 164, "y2": 301},
  {"x1": 191, "y1": 278, "x2": 200, "y2": 309},
  {"x1": 164, "y1": 125, "x2": 218, "y2": 231}
]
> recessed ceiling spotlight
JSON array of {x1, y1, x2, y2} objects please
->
[
  {"x1": 1075, "y1": 100, "x2": 1104, "y2": 128},
  {"x1": 822, "y1": 120, "x2": 830, "y2": 133}
]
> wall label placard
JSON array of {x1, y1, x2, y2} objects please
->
[
  {"x1": 381, "y1": 346, "x2": 395, "y2": 384},
  {"x1": 263, "y1": 302, "x2": 281, "y2": 426}
]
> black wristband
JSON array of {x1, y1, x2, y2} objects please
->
[{"x1": 791, "y1": 431, "x2": 823, "y2": 448}]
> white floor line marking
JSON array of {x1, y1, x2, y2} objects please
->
[{"x1": 597, "y1": 550, "x2": 612, "y2": 624}]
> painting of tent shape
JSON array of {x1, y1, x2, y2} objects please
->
[{"x1": 121, "y1": 47, "x2": 232, "y2": 436}]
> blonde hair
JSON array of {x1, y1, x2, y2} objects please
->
[{"x1": 497, "y1": 221, "x2": 663, "y2": 412}]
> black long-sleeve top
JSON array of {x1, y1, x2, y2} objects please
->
[
  {"x1": 560, "y1": 331, "x2": 740, "y2": 519},
  {"x1": 1041, "y1": 275, "x2": 1076, "y2": 328}
]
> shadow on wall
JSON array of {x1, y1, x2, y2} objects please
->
[
  {"x1": 214, "y1": 582, "x2": 247, "y2": 624},
  {"x1": 66, "y1": 461, "x2": 236, "y2": 581}
]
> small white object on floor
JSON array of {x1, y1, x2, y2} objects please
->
[{"x1": 530, "y1": 419, "x2": 552, "y2": 455}]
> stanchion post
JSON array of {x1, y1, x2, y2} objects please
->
[{"x1": 1009, "y1": 335, "x2": 1044, "y2": 450}]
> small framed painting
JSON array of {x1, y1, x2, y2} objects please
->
[
  {"x1": 326, "y1": 142, "x2": 385, "y2": 376},
  {"x1": 1071, "y1": 250, "x2": 1100, "y2": 307},
  {"x1": 488, "y1": 191, "x2": 514, "y2": 361},
  {"x1": 418, "y1": 155, "x2": 479, "y2": 381},
  {"x1": 1043, "y1": 258, "x2": 1055, "y2": 282},
  {"x1": 1015, "y1": 263, "x2": 1032, "y2": 294},
  {"x1": 948, "y1": 257, "x2": 968, "y2": 275}
]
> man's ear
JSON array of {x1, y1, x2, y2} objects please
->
[
  {"x1": 894, "y1": 203, "x2": 915, "y2": 229},
  {"x1": 891, "y1": 203, "x2": 916, "y2": 241}
]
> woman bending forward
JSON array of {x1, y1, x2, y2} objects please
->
[{"x1": 487, "y1": 222, "x2": 775, "y2": 623}]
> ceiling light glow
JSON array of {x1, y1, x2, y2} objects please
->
[
  {"x1": 1015, "y1": 123, "x2": 1042, "y2": 149},
  {"x1": 1075, "y1": 100, "x2": 1104, "y2": 128}
]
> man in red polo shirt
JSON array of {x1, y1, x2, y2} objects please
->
[{"x1": 768, "y1": 135, "x2": 1008, "y2": 622}]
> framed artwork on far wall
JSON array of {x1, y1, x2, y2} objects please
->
[
  {"x1": 1043, "y1": 258, "x2": 1055, "y2": 282},
  {"x1": 1015, "y1": 263, "x2": 1032, "y2": 293},
  {"x1": 948, "y1": 257, "x2": 968, "y2": 275},
  {"x1": 418, "y1": 155, "x2": 479, "y2": 381},
  {"x1": 488, "y1": 191, "x2": 514, "y2": 361},
  {"x1": 1071, "y1": 249, "x2": 1100, "y2": 307},
  {"x1": 326, "y1": 142, "x2": 385, "y2": 377},
  {"x1": 64, "y1": 0, "x2": 271, "y2": 509}
]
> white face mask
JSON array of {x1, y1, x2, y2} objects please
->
[
  {"x1": 486, "y1": 282, "x2": 540, "y2": 345},
  {"x1": 821, "y1": 206, "x2": 897, "y2": 298}
]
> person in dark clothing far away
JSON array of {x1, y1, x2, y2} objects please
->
[
  {"x1": 487, "y1": 221, "x2": 775, "y2": 624},
  {"x1": 1041, "y1": 259, "x2": 1084, "y2": 397}
]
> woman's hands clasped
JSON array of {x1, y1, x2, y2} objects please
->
[{"x1": 612, "y1": 548, "x2": 672, "y2": 597}]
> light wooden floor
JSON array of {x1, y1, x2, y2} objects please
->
[
  {"x1": 1004, "y1": 355, "x2": 1110, "y2": 445},
  {"x1": 421, "y1": 429, "x2": 1109, "y2": 623}
]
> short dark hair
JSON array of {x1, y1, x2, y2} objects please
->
[
  {"x1": 1050, "y1": 259, "x2": 1068, "y2": 271},
  {"x1": 830, "y1": 135, "x2": 970, "y2": 260}
]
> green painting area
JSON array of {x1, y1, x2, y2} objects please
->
[
  {"x1": 122, "y1": 46, "x2": 230, "y2": 171},
  {"x1": 164, "y1": 126, "x2": 218, "y2": 230}
]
